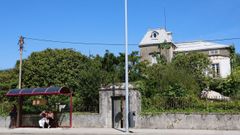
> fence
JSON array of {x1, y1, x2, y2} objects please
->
[{"x1": 143, "y1": 96, "x2": 240, "y2": 114}]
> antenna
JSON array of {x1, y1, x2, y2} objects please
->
[
  {"x1": 164, "y1": 8, "x2": 167, "y2": 30},
  {"x1": 88, "y1": 49, "x2": 91, "y2": 57}
]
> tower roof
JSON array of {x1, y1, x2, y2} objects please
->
[{"x1": 139, "y1": 28, "x2": 173, "y2": 46}]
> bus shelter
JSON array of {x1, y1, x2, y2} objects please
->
[{"x1": 6, "y1": 86, "x2": 72, "y2": 128}]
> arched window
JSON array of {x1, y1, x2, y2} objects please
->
[{"x1": 150, "y1": 31, "x2": 159, "y2": 39}]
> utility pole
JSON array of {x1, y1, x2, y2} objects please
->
[
  {"x1": 18, "y1": 36, "x2": 24, "y2": 89},
  {"x1": 124, "y1": 0, "x2": 129, "y2": 133},
  {"x1": 17, "y1": 36, "x2": 24, "y2": 127}
]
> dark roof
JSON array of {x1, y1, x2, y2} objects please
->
[{"x1": 6, "y1": 87, "x2": 71, "y2": 96}]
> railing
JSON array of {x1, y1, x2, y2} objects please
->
[{"x1": 143, "y1": 96, "x2": 240, "y2": 114}]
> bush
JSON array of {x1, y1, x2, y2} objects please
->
[{"x1": 209, "y1": 67, "x2": 240, "y2": 97}]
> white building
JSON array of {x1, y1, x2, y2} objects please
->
[{"x1": 139, "y1": 28, "x2": 231, "y2": 78}]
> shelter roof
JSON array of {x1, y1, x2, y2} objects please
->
[{"x1": 6, "y1": 86, "x2": 71, "y2": 96}]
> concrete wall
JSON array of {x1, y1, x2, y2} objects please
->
[
  {"x1": 2, "y1": 113, "x2": 240, "y2": 130},
  {"x1": 72, "y1": 113, "x2": 103, "y2": 128},
  {"x1": 17, "y1": 113, "x2": 71, "y2": 127},
  {"x1": 0, "y1": 117, "x2": 9, "y2": 128},
  {"x1": 136, "y1": 113, "x2": 240, "y2": 130}
]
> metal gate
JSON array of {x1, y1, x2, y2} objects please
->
[{"x1": 111, "y1": 96, "x2": 125, "y2": 129}]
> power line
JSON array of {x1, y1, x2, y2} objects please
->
[
  {"x1": 175, "y1": 37, "x2": 240, "y2": 44},
  {"x1": 205, "y1": 37, "x2": 240, "y2": 42},
  {"x1": 23, "y1": 37, "x2": 138, "y2": 46},
  {"x1": 23, "y1": 36, "x2": 240, "y2": 46}
]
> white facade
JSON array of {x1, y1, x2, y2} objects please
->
[
  {"x1": 175, "y1": 41, "x2": 231, "y2": 78},
  {"x1": 210, "y1": 56, "x2": 231, "y2": 78}
]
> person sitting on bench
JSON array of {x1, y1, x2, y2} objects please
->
[
  {"x1": 39, "y1": 110, "x2": 49, "y2": 128},
  {"x1": 46, "y1": 111, "x2": 54, "y2": 128}
]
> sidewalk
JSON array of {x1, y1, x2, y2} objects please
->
[{"x1": 0, "y1": 128, "x2": 239, "y2": 135}]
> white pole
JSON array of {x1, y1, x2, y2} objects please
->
[{"x1": 124, "y1": 0, "x2": 129, "y2": 133}]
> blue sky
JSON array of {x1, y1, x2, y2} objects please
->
[{"x1": 0, "y1": 0, "x2": 240, "y2": 70}]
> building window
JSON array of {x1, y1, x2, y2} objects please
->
[
  {"x1": 212, "y1": 63, "x2": 220, "y2": 77},
  {"x1": 150, "y1": 31, "x2": 159, "y2": 39},
  {"x1": 151, "y1": 54, "x2": 158, "y2": 64},
  {"x1": 209, "y1": 50, "x2": 220, "y2": 55}
]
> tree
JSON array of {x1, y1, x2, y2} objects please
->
[
  {"x1": 0, "y1": 69, "x2": 18, "y2": 116},
  {"x1": 0, "y1": 69, "x2": 18, "y2": 91},
  {"x1": 117, "y1": 51, "x2": 144, "y2": 82},
  {"x1": 233, "y1": 53, "x2": 240, "y2": 69},
  {"x1": 172, "y1": 52, "x2": 210, "y2": 89},
  {"x1": 208, "y1": 66, "x2": 240, "y2": 97},
  {"x1": 100, "y1": 50, "x2": 119, "y2": 86},
  {"x1": 100, "y1": 50, "x2": 145, "y2": 84},
  {"x1": 20, "y1": 48, "x2": 102, "y2": 112},
  {"x1": 143, "y1": 64, "x2": 199, "y2": 95},
  {"x1": 228, "y1": 45, "x2": 240, "y2": 70},
  {"x1": 102, "y1": 50, "x2": 118, "y2": 72},
  {"x1": 129, "y1": 51, "x2": 147, "y2": 81},
  {"x1": 137, "y1": 63, "x2": 200, "y2": 111}
]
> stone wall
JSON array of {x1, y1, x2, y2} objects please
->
[
  {"x1": 72, "y1": 113, "x2": 103, "y2": 128},
  {"x1": 136, "y1": 113, "x2": 240, "y2": 130},
  {"x1": 1, "y1": 113, "x2": 240, "y2": 130},
  {"x1": 139, "y1": 44, "x2": 175, "y2": 63},
  {"x1": 0, "y1": 117, "x2": 9, "y2": 128},
  {"x1": 14, "y1": 113, "x2": 71, "y2": 127}
]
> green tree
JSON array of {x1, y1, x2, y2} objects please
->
[
  {"x1": 172, "y1": 52, "x2": 210, "y2": 89},
  {"x1": 100, "y1": 50, "x2": 119, "y2": 86},
  {"x1": 102, "y1": 50, "x2": 118, "y2": 72},
  {"x1": 208, "y1": 67, "x2": 240, "y2": 98},
  {"x1": 100, "y1": 50, "x2": 145, "y2": 84},
  {"x1": 117, "y1": 51, "x2": 145, "y2": 82},
  {"x1": 137, "y1": 63, "x2": 200, "y2": 111},
  {"x1": 233, "y1": 53, "x2": 240, "y2": 69},
  {"x1": 142, "y1": 64, "x2": 199, "y2": 95},
  {"x1": 152, "y1": 52, "x2": 167, "y2": 65},
  {"x1": 20, "y1": 48, "x2": 102, "y2": 112},
  {"x1": 228, "y1": 45, "x2": 240, "y2": 70},
  {"x1": 0, "y1": 69, "x2": 18, "y2": 91},
  {"x1": 0, "y1": 69, "x2": 18, "y2": 116}
]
